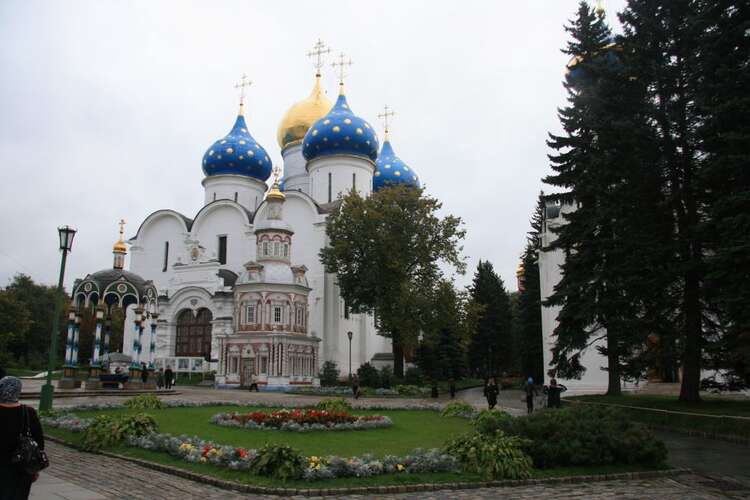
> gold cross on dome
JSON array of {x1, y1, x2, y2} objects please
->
[
  {"x1": 234, "y1": 73, "x2": 252, "y2": 106},
  {"x1": 307, "y1": 39, "x2": 331, "y2": 75},
  {"x1": 332, "y1": 52, "x2": 353, "y2": 84},
  {"x1": 118, "y1": 219, "x2": 126, "y2": 239},
  {"x1": 272, "y1": 165, "x2": 281, "y2": 183},
  {"x1": 377, "y1": 105, "x2": 396, "y2": 134}
]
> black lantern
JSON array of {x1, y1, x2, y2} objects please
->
[{"x1": 58, "y1": 225, "x2": 77, "y2": 252}]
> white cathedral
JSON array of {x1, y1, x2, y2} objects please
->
[{"x1": 117, "y1": 51, "x2": 421, "y2": 390}]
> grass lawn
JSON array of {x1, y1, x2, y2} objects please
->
[
  {"x1": 45, "y1": 406, "x2": 471, "y2": 457},
  {"x1": 43, "y1": 404, "x2": 670, "y2": 489},
  {"x1": 566, "y1": 394, "x2": 750, "y2": 438}
]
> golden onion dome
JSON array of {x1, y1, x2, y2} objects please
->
[
  {"x1": 277, "y1": 74, "x2": 333, "y2": 149},
  {"x1": 112, "y1": 219, "x2": 127, "y2": 254}
]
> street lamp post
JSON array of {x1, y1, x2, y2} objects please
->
[
  {"x1": 39, "y1": 226, "x2": 76, "y2": 413},
  {"x1": 347, "y1": 331, "x2": 353, "y2": 380}
]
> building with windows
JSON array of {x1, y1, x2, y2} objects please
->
[{"x1": 121, "y1": 48, "x2": 421, "y2": 389}]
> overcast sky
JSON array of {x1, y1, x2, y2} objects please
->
[{"x1": 0, "y1": 0, "x2": 627, "y2": 293}]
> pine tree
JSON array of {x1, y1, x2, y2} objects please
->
[
  {"x1": 516, "y1": 194, "x2": 545, "y2": 384},
  {"x1": 620, "y1": 0, "x2": 707, "y2": 401},
  {"x1": 696, "y1": 0, "x2": 750, "y2": 388},
  {"x1": 544, "y1": 2, "x2": 670, "y2": 395},
  {"x1": 415, "y1": 281, "x2": 467, "y2": 381},
  {"x1": 467, "y1": 261, "x2": 513, "y2": 377}
]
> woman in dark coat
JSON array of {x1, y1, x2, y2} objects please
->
[
  {"x1": 484, "y1": 377, "x2": 499, "y2": 410},
  {"x1": 0, "y1": 376, "x2": 45, "y2": 500}
]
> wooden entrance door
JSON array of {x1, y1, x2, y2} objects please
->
[{"x1": 241, "y1": 358, "x2": 255, "y2": 387}]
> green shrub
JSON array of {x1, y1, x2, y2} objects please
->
[
  {"x1": 356, "y1": 362, "x2": 380, "y2": 388},
  {"x1": 444, "y1": 431, "x2": 532, "y2": 480},
  {"x1": 395, "y1": 384, "x2": 425, "y2": 396},
  {"x1": 472, "y1": 409, "x2": 513, "y2": 434},
  {"x1": 379, "y1": 365, "x2": 393, "y2": 389},
  {"x1": 124, "y1": 393, "x2": 165, "y2": 410},
  {"x1": 496, "y1": 404, "x2": 668, "y2": 468},
  {"x1": 314, "y1": 397, "x2": 353, "y2": 413},
  {"x1": 319, "y1": 361, "x2": 340, "y2": 387},
  {"x1": 81, "y1": 413, "x2": 158, "y2": 451},
  {"x1": 441, "y1": 401, "x2": 477, "y2": 418},
  {"x1": 404, "y1": 366, "x2": 423, "y2": 386},
  {"x1": 81, "y1": 416, "x2": 121, "y2": 451},
  {"x1": 250, "y1": 444, "x2": 304, "y2": 480}
]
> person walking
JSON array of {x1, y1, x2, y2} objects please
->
[
  {"x1": 0, "y1": 376, "x2": 45, "y2": 500},
  {"x1": 351, "y1": 374, "x2": 360, "y2": 400},
  {"x1": 484, "y1": 377, "x2": 499, "y2": 410},
  {"x1": 449, "y1": 378, "x2": 456, "y2": 399},
  {"x1": 524, "y1": 377, "x2": 538, "y2": 414},
  {"x1": 164, "y1": 366, "x2": 174, "y2": 390},
  {"x1": 248, "y1": 373, "x2": 259, "y2": 392},
  {"x1": 156, "y1": 368, "x2": 164, "y2": 389},
  {"x1": 140, "y1": 363, "x2": 148, "y2": 384},
  {"x1": 544, "y1": 379, "x2": 567, "y2": 408}
]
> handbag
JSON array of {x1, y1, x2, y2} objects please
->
[{"x1": 10, "y1": 405, "x2": 50, "y2": 474}]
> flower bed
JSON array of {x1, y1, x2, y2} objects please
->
[
  {"x1": 125, "y1": 431, "x2": 458, "y2": 480},
  {"x1": 211, "y1": 409, "x2": 393, "y2": 432}
]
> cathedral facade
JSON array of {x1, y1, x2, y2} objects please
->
[{"x1": 121, "y1": 57, "x2": 420, "y2": 389}]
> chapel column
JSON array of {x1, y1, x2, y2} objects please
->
[{"x1": 59, "y1": 309, "x2": 78, "y2": 389}]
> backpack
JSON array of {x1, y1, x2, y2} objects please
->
[{"x1": 10, "y1": 405, "x2": 49, "y2": 474}]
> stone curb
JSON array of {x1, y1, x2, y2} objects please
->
[{"x1": 45, "y1": 435, "x2": 692, "y2": 497}]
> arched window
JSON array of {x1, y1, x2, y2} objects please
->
[{"x1": 175, "y1": 308, "x2": 213, "y2": 358}]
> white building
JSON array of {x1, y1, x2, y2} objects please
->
[
  {"x1": 538, "y1": 201, "x2": 613, "y2": 393},
  {"x1": 121, "y1": 68, "x2": 420, "y2": 389}
]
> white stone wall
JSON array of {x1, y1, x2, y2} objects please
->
[
  {"x1": 307, "y1": 155, "x2": 374, "y2": 204},
  {"x1": 539, "y1": 202, "x2": 611, "y2": 393},
  {"x1": 128, "y1": 186, "x2": 390, "y2": 379},
  {"x1": 202, "y1": 174, "x2": 267, "y2": 212}
]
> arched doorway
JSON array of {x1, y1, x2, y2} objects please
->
[{"x1": 175, "y1": 308, "x2": 213, "y2": 358}]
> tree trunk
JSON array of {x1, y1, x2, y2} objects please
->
[
  {"x1": 679, "y1": 269, "x2": 702, "y2": 402},
  {"x1": 392, "y1": 333, "x2": 404, "y2": 378},
  {"x1": 606, "y1": 333, "x2": 622, "y2": 396}
]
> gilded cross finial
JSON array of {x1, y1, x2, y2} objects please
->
[
  {"x1": 595, "y1": 0, "x2": 605, "y2": 16},
  {"x1": 332, "y1": 52, "x2": 353, "y2": 86},
  {"x1": 234, "y1": 73, "x2": 252, "y2": 107},
  {"x1": 307, "y1": 39, "x2": 331, "y2": 76},
  {"x1": 272, "y1": 165, "x2": 281, "y2": 183},
  {"x1": 118, "y1": 219, "x2": 126, "y2": 240},
  {"x1": 377, "y1": 104, "x2": 396, "y2": 136}
]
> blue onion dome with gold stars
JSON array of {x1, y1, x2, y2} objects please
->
[
  {"x1": 373, "y1": 137, "x2": 420, "y2": 191},
  {"x1": 302, "y1": 88, "x2": 379, "y2": 162},
  {"x1": 202, "y1": 104, "x2": 273, "y2": 181}
]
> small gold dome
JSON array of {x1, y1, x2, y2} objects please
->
[
  {"x1": 113, "y1": 219, "x2": 127, "y2": 254},
  {"x1": 113, "y1": 239, "x2": 127, "y2": 254},
  {"x1": 277, "y1": 75, "x2": 333, "y2": 149}
]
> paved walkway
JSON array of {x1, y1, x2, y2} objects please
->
[{"x1": 30, "y1": 441, "x2": 750, "y2": 499}]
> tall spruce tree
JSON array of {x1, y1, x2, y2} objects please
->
[
  {"x1": 516, "y1": 194, "x2": 545, "y2": 384},
  {"x1": 696, "y1": 0, "x2": 750, "y2": 388},
  {"x1": 467, "y1": 261, "x2": 513, "y2": 377},
  {"x1": 414, "y1": 280, "x2": 467, "y2": 381},
  {"x1": 544, "y1": 2, "x2": 669, "y2": 395},
  {"x1": 620, "y1": 0, "x2": 708, "y2": 401}
]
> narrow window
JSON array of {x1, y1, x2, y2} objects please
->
[
  {"x1": 234, "y1": 192, "x2": 238, "y2": 202},
  {"x1": 263, "y1": 241, "x2": 269, "y2": 256},
  {"x1": 352, "y1": 172, "x2": 356, "y2": 192},
  {"x1": 283, "y1": 243, "x2": 288, "y2": 257},
  {"x1": 273, "y1": 241, "x2": 280, "y2": 256},
  {"x1": 246, "y1": 305, "x2": 255, "y2": 324},
  {"x1": 273, "y1": 306, "x2": 282, "y2": 323},
  {"x1": 162, "y1": 241, "x2": 169, "y2": 272},
  {"x1": 213, "y1": 192, "x2": 217, "y2": 201},
  {"x1": 218, "y1": 235, "x2": 227, "y2": 265},
  {"x1": 328, "y1": 172, "x2": 332, "y2": 203},
  {"x1": 344, "y1": 298, "x2": 350, "y2": 319}
]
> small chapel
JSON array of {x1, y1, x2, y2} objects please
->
[{"x1": 108, "y1": 42, "x2": 422, "y2": 390}]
